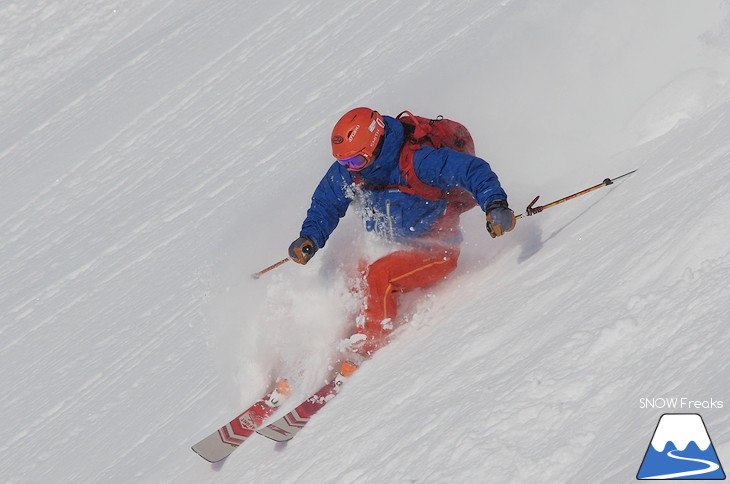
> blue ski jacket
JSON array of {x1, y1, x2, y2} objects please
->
[{"x1": 300, "y1": 116, "x2": 508, "y2": 249}]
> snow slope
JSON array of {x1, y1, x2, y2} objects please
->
[{"x1": 1, "y1": 1, "x2": 729, "y2": 482}]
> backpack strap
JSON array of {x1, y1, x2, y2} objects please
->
[
  {"x1": 354, "y1": 111, "x2": 477, "y2": 211},
  {"x1": 397, "y1": 142, "x2": 443, "y2": 201},
  {"x1": 395, "y1": 111, "x2": 447, "y2": 201},
  {"x1": 396, "y1": 110, "x2": 430, "y2": 140}
]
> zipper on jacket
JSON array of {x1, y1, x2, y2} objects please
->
[{"x1": 386, "y1": 199, "x2": 394, "y2": 240}]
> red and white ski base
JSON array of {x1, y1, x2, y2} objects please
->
[
  {"x1": 257, "y1": 377, "x2": 342, "y2": 442},
  {"x1": 192, "y1": 380, "x2": 289, "y2": 462}
]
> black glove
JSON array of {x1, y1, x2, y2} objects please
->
[
  {"x1": 485, "y1": 200, "x2": 516, "y2": 238},
  {"x1": 288, "y1": 236, "x2": 317, "y2": 265}
]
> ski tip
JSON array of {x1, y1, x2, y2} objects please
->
[
  {"x1": 191, "y1": 436, "x2": 238, "y2": 463},
  {"x1": 256, "y1": 427, "x2": 295, "y2": 442},
  {"x1": 191, "y1": 446, "x2": 226, "y2": 464}
]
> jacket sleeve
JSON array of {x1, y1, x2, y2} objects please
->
[
  {"x1": 413, "y1": 146, "x2": 508, "y2": 211},
  {"x1": 300, "y1": 163, "x2": 352, "y2": 249}
]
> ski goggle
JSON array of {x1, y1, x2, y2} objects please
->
[{"x1": 336, "y1": 153, "x2": 370, "y2": 171}]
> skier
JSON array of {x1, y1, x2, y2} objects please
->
[{"x1": 288, "y1": 107, "x2": 515, "y2": 379}]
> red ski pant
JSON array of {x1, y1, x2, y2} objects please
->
[{"x1": 354, "y1": 245, "x2": 459, "y2": 354}]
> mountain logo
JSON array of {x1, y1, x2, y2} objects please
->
[{"x1": 637, "y1": 413, "x2": 726, "y2": 480}]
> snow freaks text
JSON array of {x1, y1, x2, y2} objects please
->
[{"x1": 639, "y1": 398, "x2": 724, "y2": 410}]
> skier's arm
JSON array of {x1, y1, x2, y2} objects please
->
[
  {"x1": 298, "y1": 163, "x2": 352, "y2": 252},
  {"x1": 415, "y1": 147, "x2": 515, "y2": 237},
  {"x1": 414, "y1": 147, "x2": 508, "y2": 211}
]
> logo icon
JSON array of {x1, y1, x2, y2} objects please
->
[{"x1": 637, "y1": 413, "x2": 725, "y2": 480}]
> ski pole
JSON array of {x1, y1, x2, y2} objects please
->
[
  {"x1": 251, "y1": 257, "x2": 290, "y2": 279},
  {"x1": 516, "y1": 169, "x2": 636, "y2": 220}
]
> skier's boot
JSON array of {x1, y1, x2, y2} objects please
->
[
  {"x1": 245, "y1": 377, "x2": 291, "y2": 427},
  {"x1": 264, "y1": 377, "x2": 291, "y2": 408},
  {"x1": 339, "y1": 352, "x2": 365, "y2": 377},
  {"x1": 335, "y1": 333, "x2": 370, "y2": 385}
]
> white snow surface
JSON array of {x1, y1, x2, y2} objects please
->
[{"x1": 2, "y1": 1, "x2": 730, "y2": 483}]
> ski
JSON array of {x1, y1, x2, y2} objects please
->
[
  {"x1": 192, "y1": 378, "x2": 290, "y2": 462},
  {"x1": 256, "y1": 376, "x2": 344, "y2": 442}
]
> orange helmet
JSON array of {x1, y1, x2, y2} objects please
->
[{"x1": 331, "y1": 108, "x2": 385, "y2": 170}]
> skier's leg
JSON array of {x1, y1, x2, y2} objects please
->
[{"x1": 357, "y1": 246, "x2": 459, "y2": 354}]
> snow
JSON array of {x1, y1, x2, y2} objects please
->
[{"x1": 1, "y1": 1, "x2": 729, "y2": 482}]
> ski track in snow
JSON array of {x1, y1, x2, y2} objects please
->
[{"x1": 1, "y1": 1, "x2": 730, "y2": 483}]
